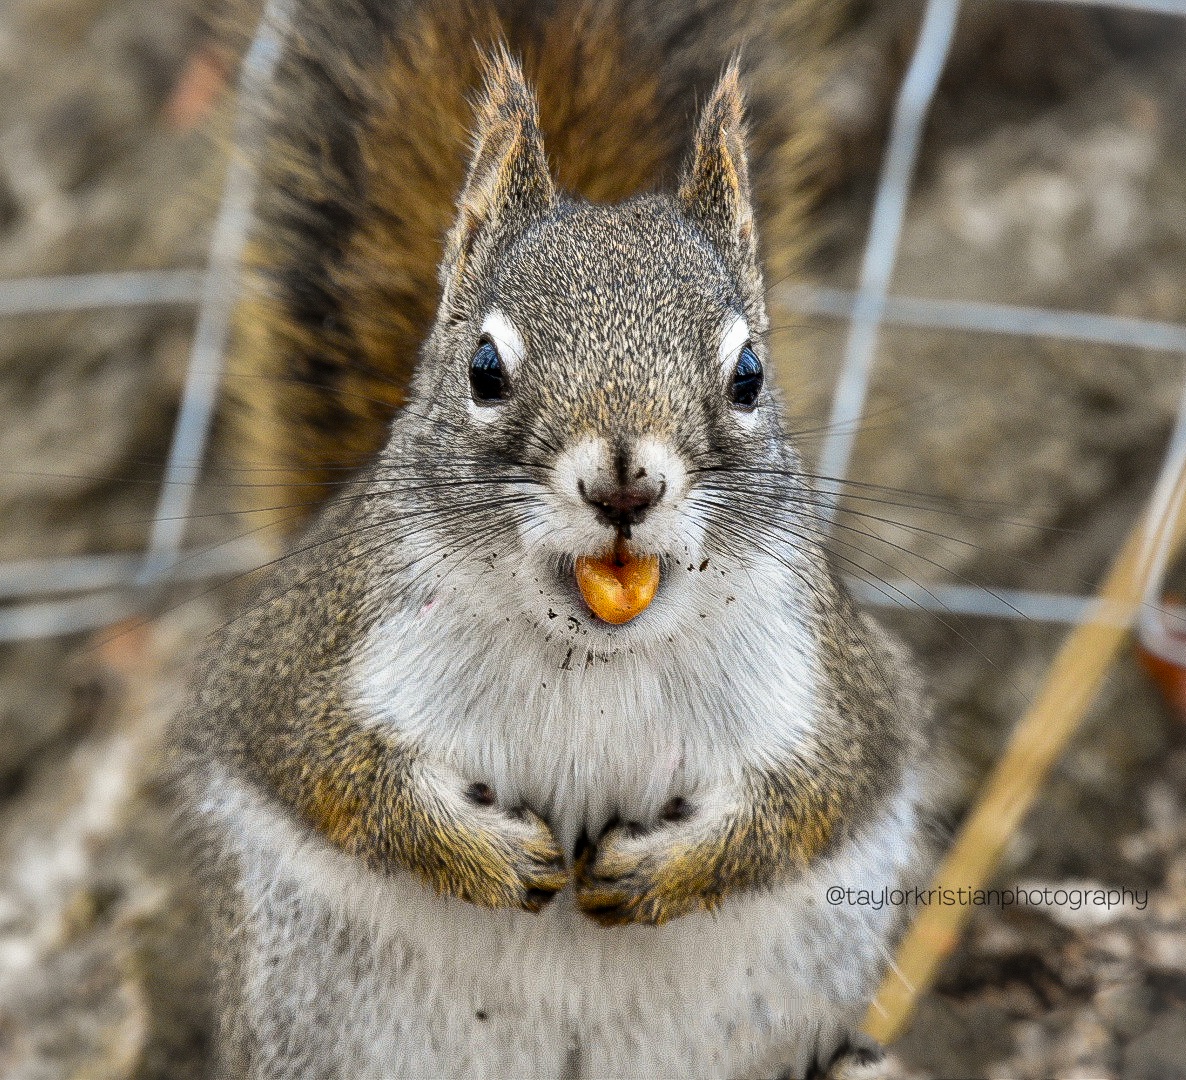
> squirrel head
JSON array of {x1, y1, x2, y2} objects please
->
[{"x1": 382, "y1": 51, "x2": 811, "y2": 648}]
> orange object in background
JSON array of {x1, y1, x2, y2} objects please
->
[
  {"x1": 166, "y1": 46, "x2": 228, "y2": 131},
  {"x1": 1137, "y1": 593, "x2": 1186, "y2": 719}
]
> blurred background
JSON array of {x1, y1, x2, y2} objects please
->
[{"x1": 2, "y1": 0, "x2": 1186, "y2": 1076}]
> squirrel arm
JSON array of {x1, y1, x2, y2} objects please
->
[
  {"x1": 574, "y1": 757, "x2": 858, "y2": 927},
  {"x1": 241, "y1": 700, "x2": 569, "y2": 912}
]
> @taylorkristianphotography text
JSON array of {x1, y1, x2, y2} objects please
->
[{"x1": 826, "y1": 885, "x2": 1148, "y2": 912}]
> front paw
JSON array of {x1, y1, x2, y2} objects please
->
[
  {"x1": 423, "y1": 781, "x2": 569, "y2": 913},
  {"x1": 574, "y1": 806, "x2": 718, "y2": 927}
]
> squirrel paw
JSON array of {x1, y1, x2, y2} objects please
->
[
  {"x1": 573, "y1": 808, "x2": 717, "y2": 927},
  {"x1": 429, "y1": 781, "x2": 569, "y2": 913}
]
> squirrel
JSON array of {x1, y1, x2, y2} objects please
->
[{"x1": 174, "y1": 0, "x2": 948, "y2": 1076}]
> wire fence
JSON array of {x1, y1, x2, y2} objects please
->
[{"x1": 2, "y1": 0, "x2": 1186, "y2": 643}]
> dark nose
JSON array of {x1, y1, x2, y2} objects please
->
[{"x1": 578, "y1": 480, "x2": 663, "y2": 537}]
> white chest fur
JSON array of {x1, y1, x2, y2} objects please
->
[{"x1": 349, "y1": 552, "x2": 824, "y2": 852}]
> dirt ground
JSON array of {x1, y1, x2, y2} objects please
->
[{"x1": 2, "y1": 1, "x2": 1186, "y2": 1077}]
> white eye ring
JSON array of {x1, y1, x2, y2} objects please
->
[
  {"x1": 718, "y1": 314, "x2": 762, "y2": 427},
  {"x1": 467, "y1": 308, "x2": 525, "y2": 423},
  {"x1": 718, "y1": 314, "x2": 750, "y2": 377},
  {"x1": 480, "y1": 308, "x2": 525, "y2": 374}
]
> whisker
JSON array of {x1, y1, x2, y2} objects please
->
[{"x1": 691, "y1": 493, "x2": 1030, "y2": 702}]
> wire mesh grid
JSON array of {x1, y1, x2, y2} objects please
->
[{"x1": 3, "y1": 0, "x2": 1186, "y2": 644}]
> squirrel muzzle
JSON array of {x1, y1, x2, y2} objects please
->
[{"x1": 563, "y1": 445, "x2": 677, "y2": 624}]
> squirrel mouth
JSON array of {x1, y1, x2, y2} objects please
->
[{"x1": 574, "y1": 540, "x2": 660, "y2": 625}]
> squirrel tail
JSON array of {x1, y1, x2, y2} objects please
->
[{"x1": 225, "y1": 0, "x2": 843, "y2": 534}]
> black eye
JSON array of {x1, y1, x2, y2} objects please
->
[
  {"x1": 730, "y1": 344, "x2": 763, "y2": 408},
  {"x1": 469, "y1": 340, "x2": 505, "y2": 403}
]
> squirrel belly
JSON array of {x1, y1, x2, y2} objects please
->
[
  {"x1": 195, "y1": 760, "x2": 924, "y2": 1078},
  {"x1": 176, "y1": 0, "x2": 946, "y2": 1076}
]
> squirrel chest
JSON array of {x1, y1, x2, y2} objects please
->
[{"x1": 348, "y1": 560, "x2": 826, "y2": 853}]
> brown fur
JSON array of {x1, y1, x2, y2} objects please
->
[
  {"x1": 262, "y1": 698, "x2": 570, "y2": 910},
  {"x1": 226, "y1": 0, "x2": 838, "y2": 532},
  {"x1": 573, "y1": 765, "x2": 843, "y2": 926},
  {"x1": 195, "y1": 8, "x2": 910, "y2": 931}
]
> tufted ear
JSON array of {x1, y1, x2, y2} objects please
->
[
  {"x1": 677, "y1": 62, "x2": 757, "y2": 268},
  {"x1": 441, "y1": 49, "x2": 556, "y2": 303}
]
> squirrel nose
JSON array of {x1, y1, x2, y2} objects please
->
[{"x1": 578, "y1": 480, "x2": 664, "y2": 537}]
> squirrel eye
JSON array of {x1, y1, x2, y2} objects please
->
[
  {"x1": 730, "y1": 344, "x2": 763, "y2": 408},
  {"x1": 469, "y1": 340, "x2": 505, "y2": 403}
]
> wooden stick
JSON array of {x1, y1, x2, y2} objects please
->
[{"x1": 864, "y1": 462, "x2": 1186, "y2": 1044}]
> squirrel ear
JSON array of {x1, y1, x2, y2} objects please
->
[
  {"x1": 677, "y1": 62, "x2": 757, "y2": 265},
  {"x1": 441, "y1": 49, "x2": 555, "y2": 298}
]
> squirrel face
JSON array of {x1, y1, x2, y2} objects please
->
[
  {"x1": 369, "y1": 55, "x2": 812, "y2": 648},
  {"x1": 456, "y1": 198, "x2": 771, "y2": 575}
]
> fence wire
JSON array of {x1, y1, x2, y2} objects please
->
[{"x1": 2, "y1": 0, "x2": 1186, "y2": 642}]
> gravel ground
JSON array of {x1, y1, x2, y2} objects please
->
[{"x1": 2, "y1": 2, "x2": 1186, "y2": 1077}]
